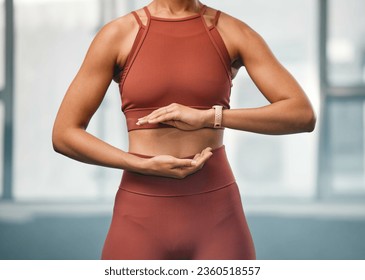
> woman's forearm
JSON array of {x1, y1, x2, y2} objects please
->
[
  {"x1": 52, "y1": 127, "x2": 142, "y2": 171},
  {"x1": 209, "y1": 98, "x2": 316, "y2": 135},
  {"x1": 52, "y1": 127, "x2": 213, "y2": 179}
]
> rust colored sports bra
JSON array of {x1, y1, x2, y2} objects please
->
[{"x1": 117, "y1": 5, "x2": 232, "y2": 131}]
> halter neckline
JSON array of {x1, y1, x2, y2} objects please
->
[{"x1": 143, "y1": 5, "x2": 207, "y2": 22}]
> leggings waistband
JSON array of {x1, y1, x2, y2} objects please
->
[{"x1": 119, "y1": 145, "x2": 236, "y2": 197}]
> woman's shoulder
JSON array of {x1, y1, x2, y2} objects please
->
[
  {"x1": 81, "y1": 12, "x2": 140, "y2": 70},
  {"x1": 97, "y1": 13, "x2": 139, "y2": 42},
  {"x1": 208, "y1": 7, "x2": 257, "y2": 39},
  {"x1": 205, "y1": 6, "x2": 261, "y2": 62}
]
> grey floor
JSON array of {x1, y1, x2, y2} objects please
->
[{"x1": 1, "y1": 203, "x2": 365, "y2": 260}]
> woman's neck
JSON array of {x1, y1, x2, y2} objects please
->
[{"x1": 150, "y1": 0, "x2": 202, "y2": 15}]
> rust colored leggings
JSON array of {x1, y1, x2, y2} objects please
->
[{"x1": 101, "y1": 146, "x2": 256, "y2": 260}]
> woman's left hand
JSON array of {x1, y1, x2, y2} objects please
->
[{"x1": 136, "y1": 103, "x2": 214, "y2": 131}]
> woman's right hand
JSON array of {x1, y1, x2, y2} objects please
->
[{"x1": 137, "y1": 147, "x2": 213, "y2": 179}]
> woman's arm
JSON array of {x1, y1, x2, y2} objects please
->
[
  {"x1": 52, "y1": 16, "x2": 212, "y2": 179},
  {"x1": 138, "y1": 13, "x2": 316, "y2": 135},
  {"x1": 217, "y1": 14, "x2": 316, "y2": 135}
]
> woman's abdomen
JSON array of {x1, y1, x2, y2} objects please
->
[{"x1": 128, "y1": 128, "x2": 224, "y2": 158}]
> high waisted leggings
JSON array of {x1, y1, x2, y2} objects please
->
[{"x1": 101, "y1": 146, "x2": 256, "y2": 260}]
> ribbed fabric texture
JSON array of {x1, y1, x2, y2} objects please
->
[{"x1": 118, "y1": 6, "x2": 232, "y2": 131}]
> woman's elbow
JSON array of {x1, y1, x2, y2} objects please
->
[
  {"x1": 52, "y1": 125, "x2": 68, "y2": 155},
  {"x1": 300, "y1": 106, "x2": 316, "y2": 133},
  {"x1": 52, "y1": 129, "x2": 63, "y2": 154}
]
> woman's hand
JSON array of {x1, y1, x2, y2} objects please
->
[
  {"x1": 136, "y1": 103, "x2": 214, "y2": 130},
  {"x1": 137, "y1": 147, "x2": 213, "y2": 179}
]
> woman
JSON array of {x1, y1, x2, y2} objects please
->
[{"x1": 52, "y1": 0, "x2": 316, "y2": 260}]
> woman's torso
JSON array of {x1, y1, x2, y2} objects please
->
[{"x1": 114, "y1": 5, "x2": 238, "y2": 158}]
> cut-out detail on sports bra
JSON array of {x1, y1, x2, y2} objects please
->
[{"x1": 118, "y1": 5, "x2": 233, "y2": 132}]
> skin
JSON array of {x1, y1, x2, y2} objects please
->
[{"x1": 52, "y1": 0, "x2": 316, "y2": 179}]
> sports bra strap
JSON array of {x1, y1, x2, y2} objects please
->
[
  {"x1": 200, "y1": 5, "x2": 208, "y2": 15},
  {"x1": 213, "y1": 10, "x2": 221, "y2": 26},
  {"x1": 143, "y1": 6, "x2": 151, "y2": 19},
  {"x1": 131, "y1": 11, "x2": 143, "y2": 27}
]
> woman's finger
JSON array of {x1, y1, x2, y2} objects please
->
[
  {"x1": 171, "y1": 150, "x2": 210, "y2": 169},
  {"x1": 177, "y1": 150, "x2": 213, "y2": 178},
  {"x1": 137, "y1": 107, "x2": 176, "y2": 125},
  {"x1": 142, "y1": 108, "x2": 168, "y2": 121},
  {"x1": 172, "y1": 158, "x2": 196, "y2": 168},
  {"x1": 194, "y1": 147, "x2": 213, "y2": 166},
  {"x1": 160, "y1": 120, "x2": 177, "y2": 127},
  {"x1": 192, "y1": 152, "x2": 201, "y2": 163},
  {"x1": 143, "y1": 105, "x2": 176, "y2": 119},
  {"x1": 147, "y1": 112, "x2": 179, "y2": 124}
]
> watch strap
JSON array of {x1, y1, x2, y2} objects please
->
[{"x1": 212, "y1": 105, "x2": 223, "y2": 128}]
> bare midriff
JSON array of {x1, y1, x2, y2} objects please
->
[{"x1": 128, "y1": 128, "x2": 224, "y2": 158}]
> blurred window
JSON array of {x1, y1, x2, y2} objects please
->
[
  {"x1": 0, "y1": 0, "x2": 6, "y2": 198},
  {"x1": 326, "y1": 98, "x2": 365, "y2": 195},
  {"x1": 320, "y1": 0, "x2": 365, "y2": 197},
  {"x1": 0, "y1": 0, "x2": 5, "y2": 90},
  {"x1": 328, "y1": 0, "x2": 365, "y2": 86}
]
